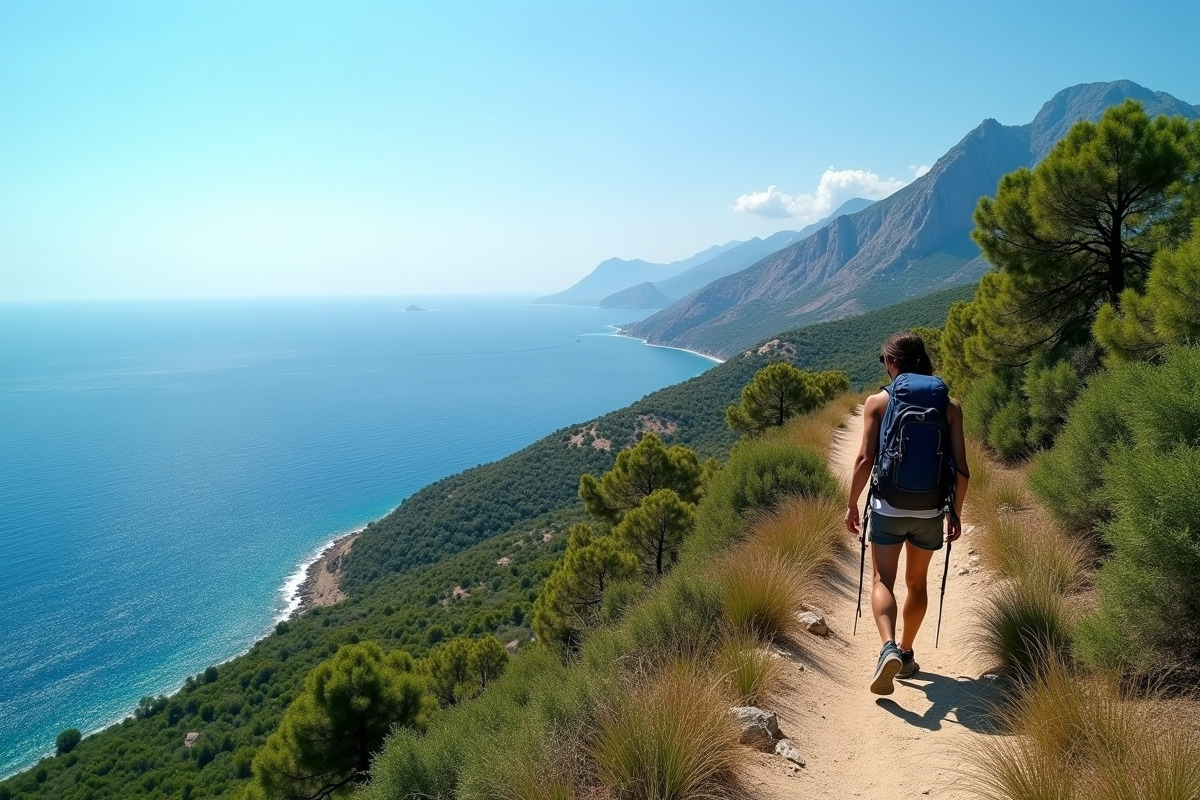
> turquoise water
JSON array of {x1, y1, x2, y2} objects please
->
[{"x1": 0, "y1": 297, "x2": 714, "y2": 777}]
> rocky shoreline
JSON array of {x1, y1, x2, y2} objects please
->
[{"x1": 290, "y1": 533, "x2": 358, "y2": 618}]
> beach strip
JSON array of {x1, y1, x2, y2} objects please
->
[{"x1": 283, "y1": 532, "x2": 360, "y2": 619}]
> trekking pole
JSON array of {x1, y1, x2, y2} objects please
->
[
  {"x1": 934, "y1": 506, "x2": 956, "y2": 648},
  {"x1": 853, "y1": 490, "x2": 871, "y2": 635}
]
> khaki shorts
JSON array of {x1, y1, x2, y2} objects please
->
[{"x1": 869, "y1": 512, "x2": 945, "y2": 551}]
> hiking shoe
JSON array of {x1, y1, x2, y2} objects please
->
[
  {"x1": 897, "y1": 647, "x2": 920, "y2": 679},
  {"x1": 870, "y1": 641, "x2": 903, "y2": 695}
]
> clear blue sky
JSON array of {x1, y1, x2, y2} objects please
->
[{"x1": 2, "y1": 0, "x2": 1197, "y2": 300}]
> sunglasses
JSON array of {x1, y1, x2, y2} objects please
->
[{"x1": 879, "y1": 354, "x2": 886, "y2": 364}]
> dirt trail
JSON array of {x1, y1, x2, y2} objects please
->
[{"x1": 743, "y1": 406, "x2": 1000, "y2": 799}]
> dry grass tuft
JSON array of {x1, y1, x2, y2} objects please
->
[
  {"x1": 969, "y1": 736, "x2": 1074, "y2": 800},
  {"x1": 489, "y1": 739, "x2": 580, "y2": 800},
  {"x1": 784, "y1": 393, "x2": 864, "y2": 459},
  {"x1": 746, "y1": 495, "x2": 846, "y2": 577},
  {"x1": 972, "y1": 580, "x2": 1074, "y2": 682},
  {"x1": 969, "y1": 656, "x2": 1200, "y2": 800},
  {"x1": 719, "y1": 548, "x2": 806, "y2": 643},
  {"x1": 968, "y1": 470, "x2": 1031, "y2": 528},
  {"x1": 976, "y1": 515, "x2": 1090, "y2": 594},
  {"x1": 592, "y1": 662, "x2": 742, "y2": 800},
  {"x1": 714, "y1": 632, "x2": 782, "y2": 707},
  {"x1": 964, "y1": 436, "x2": 994, "y2": 498}
]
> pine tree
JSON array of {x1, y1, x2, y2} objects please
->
[
  {"x1": 578, "y1": 433, "x2": 702, "y2": 524},
  {"x1": 967, "y1": 100, "x2": 1197, "y2": 364},
  {"x1": 468, "y1": 635, "x2": 509, "y2": 690},
  {"x1": 725, "y1": 363, "x2": 846, "y2": 436},
  {"x1": 1094, "y1": 217, "x2": 1200, "y2": 361},
  {"x1": 531, "y1": 523, "x2": 637, "y2": 646},
  {"x1": 249, "y1": 643, "x2": 430, "y2": 800},
  {"x1": 426, "y1": 638, "x2": 474, "y2": 706},
  {"x1": 613, "y1": 488, "x2": 695, "y2": 576}
]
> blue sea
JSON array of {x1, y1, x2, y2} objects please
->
[{"x1": 0, "y1": 297, "x2": 715, "y2": 778}]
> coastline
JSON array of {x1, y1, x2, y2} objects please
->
[
  {"x1": 283, "y1": 531, "x2": 360, "y2": 620},
  {"x1": 608, "y1": 329, "x2": 725, "y2": 364},
  {"x1": 1, "y1": 528, "x2": 366, "y2": 781}
]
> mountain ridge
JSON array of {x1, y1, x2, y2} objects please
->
[
  {"x1": 532, "y1": 242, "x2": 743, "y2": 306},
  {"x1": 623, "y1": 80, "x2": 1199, "y2": 358}
]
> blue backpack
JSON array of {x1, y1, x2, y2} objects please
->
[{"x1": 872, "y1": 373, "x2": 955, "y2": 511}]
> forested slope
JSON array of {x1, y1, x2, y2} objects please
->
[{"x1": 345, "y1": 283, "x2": 973, "y2": 591}]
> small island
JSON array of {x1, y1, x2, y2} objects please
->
[{"x1": 405, "y1": 304, "x2": 427, "y2": 312}]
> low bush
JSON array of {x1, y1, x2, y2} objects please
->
[
  {"x1": 972, "y1": 581, "x2": 1073, "y2": 683},
  {"x1": 362, "y1": 648, "x2": 593, "y2": 800},
  {"x1": 1023, "y1": 360, "x2": 1082, "y2": 450},
  {"x1": 1030, "y1": 346, "x2": 1200, "y2": 534},
  {"x1": 988, "y1": 399, "x2": 1032, "y2": 462},
  {"x1": 746, "y1": 495, "x2": 845, "y2": 577},
  {"x1": 592, "y1": 663, "x2": 741, "y2": 800},
  {"x1": 459, "y1": 721, "x2": 584, "y2": 800},
  {"x1": 690, "y1": 436, "x2": 839, "y2": 559},
  {"x1": 617, "y1": 566, "x2": 726, "y2": 668},
  {"x1": 714, "y1": 633, "x2": 781, "y2": 707},
  {"x1": 1076, "y1": 445, "x2": 1200, "y2": 678},
  {"x1": 720, "y1": 549, "x2": 805, "y2": 643},
  {"x1": 964, "y1": 370, "x2": 1032, "y2": 461}
]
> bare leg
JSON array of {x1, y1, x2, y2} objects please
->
[
  {"x1": 870, "y1": 542, "x2": 903, "y2": 645},
  {"x1": 898, "y1": 542, "x2": 936, "y2": 651}
]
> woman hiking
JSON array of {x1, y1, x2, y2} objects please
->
[{"x1": 844, "y1": 331, "x2": 969, "y2": 695}]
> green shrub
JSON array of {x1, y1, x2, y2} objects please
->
[
  {"x1": 55, "y1": 728, "x2": 82, "y2": 756},
  {"x1": 972, "y1": 581, "x2": 1073, "y2": 683},
  {"x1": 963, "y1": 370, "x2": 1022, "y2": 444},
  {"x1": 1029, "y1": 363, "x2": 1143, "y2": 533},
  {"x1": 720, "y1": 550, "x2": 804, "y2": 643},
  {"x1": 1076, "y1": 446, "x2": 1200, "y2": 677},
  {"x1": 601, "y1": 578, "x2": 647, "y2": 624},
  {"x1": 362, "y1": 727, "x2": 461, "y2": 800},
  {"x1": 1031, "y1": 346, "x2": 1200, "y2": 533},
  {"x1": 461, "y1": 728, "x2": 579, "y2": 800},
  {"x1": 592, "y1": 664, "x2": 741, "y2": 800},
  {"x1": 714, "y1": 633, "x2": 781, "y2": 706},
  {"x1": 618, "y1": 567, "x2": 726, "y2": 667},
  {"x1": 988, "y1": 397, "x2": 1031, "y2": 462},
  {"x1": 690, "y1": 437, "x2": 838, "y2": 558},
  {"x1": 1023, "y1": 360, "x2": 1082, "y2": 449},
  {"x1": 364, "y1": 648, "x2": 592, "y2": 800}
]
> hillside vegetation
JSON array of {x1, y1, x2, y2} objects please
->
[
  {"x1": 926, "y1": 101, "x2": 1200, "y2": 797},
  {"x1": 0, "y1": 285, "x2": 967, "y2": 800}
]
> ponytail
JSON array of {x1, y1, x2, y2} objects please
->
[{"x1": 882, "y1": 331, "x2": 934, "y2": 376}]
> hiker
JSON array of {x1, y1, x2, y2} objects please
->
[{"x1": 844, "y1": 331, "x2": 969, "y2": 695}]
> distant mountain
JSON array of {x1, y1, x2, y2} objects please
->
[
  {"x1": 599, "y1": 282, "x2": 674, "y2": 309},
  {"x1": 648, "y1": 197, "x2": 875, "y2": 302},
  {"x1": 624, "y1": 81, "x2": 1200, "y2": 358},
  {"x1": 533, "y1": 241, "x2": 742, "y2": 306}
]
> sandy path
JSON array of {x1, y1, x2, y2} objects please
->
[{"x1": 743, "y1": 406, "x2": 1000, "y2": 799}]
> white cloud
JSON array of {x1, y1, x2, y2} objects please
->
[
  {"x1": 733, "y1": 167, "x2": 909, "y2": 223},
  {"x1": 910, "y1": 164, "x2": 931, "y2": 178}
]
